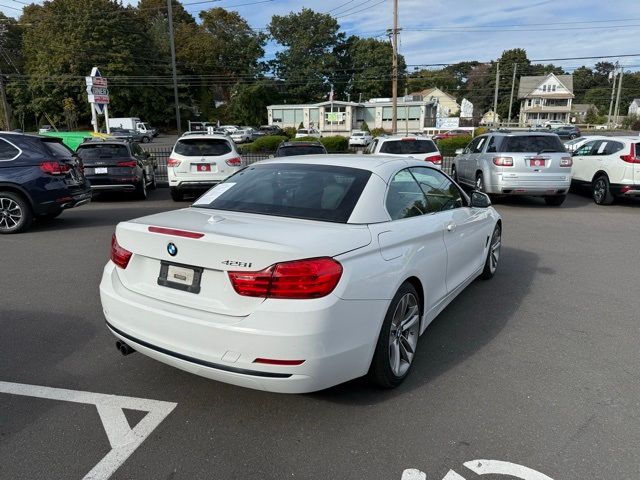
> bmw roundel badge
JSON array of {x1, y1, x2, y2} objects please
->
[{"x1": 167, "y1": 243, "x2": 178, "y2": 256}]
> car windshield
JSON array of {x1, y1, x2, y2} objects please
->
[
  {"x1": 380, "y1": 139, "x2": 437, "y2": 155},
  {"x1": 193, "y1": 163, "x2": 371, "y2": 223},
  {"x1": 297, "y1": 129, "x2": 309, "y2": 134},
  {"x1": 174, "y1": 139, "x2": 232, "y2": 156},
  {"x1": 276, "y1": 145, "x2": 326, "y2": 157},
  {"x1": 352, "y1": 133, "x2": 364, "y2": 137},
  {"x1": 499, "y1": 135, "x2": 565, "y2": 153},
  {"x1": 77, "y1": 144, "x2": 129, "y2": 159}
]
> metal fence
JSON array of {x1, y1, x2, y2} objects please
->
[{"x1": 143, "y1": 146, "x2": 454, "y2": 186}]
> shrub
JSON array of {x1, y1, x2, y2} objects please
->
[
  {"x1": 436, "y1": 135, "x2": 473, "y2": 156},
  {"x1": 243, "y1": 135, "x2": 288, "y2": 152},
  {"x1": 360, "y1": 121, "x2": 370, "y2": 132},
  {"x1": 319, "y1": 135, "x2": 349, "y2": 152},
  {"x1": 370, "y1": 128, "x2": 389, "y2": 138},
  {"x1": 473, "y1": 127, "x2": 488, "y2": 136},
  {"x1": 298, "y1": 122, "x2": 304, "y2": 129},
  {"x1": 283, "y1": 127, "x2": 297, "y2": 138}
]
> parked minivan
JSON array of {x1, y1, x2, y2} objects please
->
[{"x1": 452, "y1": 132, "x2": 572, "y2": 205}]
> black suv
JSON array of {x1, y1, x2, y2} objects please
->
[
  {"x1": 0, "y1": 132, "x2": 91, "y2": 234},
  {"x1": 274, "y1": 141, "x2": 328, "y2": 157},
  {"x1": 75, "y1": 140, "x2": 157, "y2": 199}
]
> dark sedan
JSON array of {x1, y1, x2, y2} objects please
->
[
  {"x1": 274, "y1": 141, "x2": 328, "y2": 157},
  {"x1": 552, "y1": 125, "x2": 581, "y2": 140},
  {"x1": 76, "y1": 140, "x2": 156, "y2": 199}
]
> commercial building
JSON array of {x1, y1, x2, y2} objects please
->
[{"x1": 266, "y1": 97, "x2": 438, "y2": 136}]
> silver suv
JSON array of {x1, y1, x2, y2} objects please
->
[{"x1": 452, "y1": 132, "x2": 572, "y2": 206}]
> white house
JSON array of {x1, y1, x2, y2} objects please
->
[
  {"x1": 266, "y1": 97, "x2": 438, "y2": 136},
  {"x1": 518, "y1": 73, "x2": 574, "y2": 126},
  {"x1": 628, "y1": 99, "x2": 640, "y2": 116}
]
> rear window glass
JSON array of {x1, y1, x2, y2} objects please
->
[
  {"x1": 297, "y1": 129, "x2": 309, "y2": 134},
  {"x1": 499, "y1": 135, "x2": 565, "y2": 153},
  {"x1": 276, "y1": 146, "x2": 326, "y2": 157},
  {"x1": 174, "y1": 139, "x2": 232, "y2": 156},
  {"x1": 77, "y1": 144, "x2": 129, "y2": 159},
  {"x1": 193, "y1": 163, "x2": 372, "y2": 223},
  {"x1": 43, "y1": 140, "x2": 74, "y2": 159},
  {"x1": 380, "y1": 139, "x2": 437, "y2": 155}
]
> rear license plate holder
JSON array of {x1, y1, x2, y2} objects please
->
[
  {"x1": 529, "y1": 158, "x2": 546, "y2": 167},
  {"x1": 158, "y1": 261, "x2": 203, "y2": 294}
]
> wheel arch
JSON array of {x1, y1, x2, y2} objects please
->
[
  {"x1": 0, "y1": 183, "x2": 35, "y2": 209},
  {"x1": 591, "y1": 170, "x2": 609, "y2": 184},
  {"x1": 403, "y1": 276, "x2": 424, "y2": 319}
]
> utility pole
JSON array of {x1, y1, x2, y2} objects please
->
[
  {"x1": 613, "y1": 68, "x2": 624, "y2": 127},
  {"x1": 492, "y1": 61, "x2": 500, "y2": 126},
  {"x1": 607, "y1": 62, "x2": 619, "y2": 129},
  {"x1": 507, "y1": 63, "x2": 517, "y2": 126},
  {"x1": 167, "y1": 0, "x2": 181, "y2": 134},
  {"x1": 391, "y1": 0, "x2": 398, "y2": 134}
]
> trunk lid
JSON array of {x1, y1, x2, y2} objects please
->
[{"x1": 114, "y1": 208, "x2": 372, "y2": 318}]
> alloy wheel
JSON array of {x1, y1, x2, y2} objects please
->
[
  {"x1": 593, "y1": 179, "x2": 606, "y2": 204},
  {"x1": 388, "y1": 293, "x2": 420, "y2": 377},
  {"x1": 0, "y1": 196, "x2": 22, "y2": 231},
  {"x1": 476, "y1": 174, "x2": 484, "y2": 192},
  {"x1": 489, "y1": 225, "x2": 502, "y2": 274}
]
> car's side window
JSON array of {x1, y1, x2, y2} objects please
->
[
  {"x1": 574, "y1": 141, "x2": 597, "y2": 156},
  {"x1": 463, "y1": 137, "x2": 479, "y2": 154},
  {"x1": 0, "y1": 138, "x2": 20, "y2": 161},
  {"x1": 486, "y1": 136, "x2": 498, "y2": 153},
  {"x1": 385, "y1": 169, "x2": 428, "y2": 220},
  {"x1": 601, "y1": 141, "x2": 624, "y2": 155},
  {"x1": 410, "y1": 167, "x2": 465, "y2": 213},
  {"x1": 472, "y1": 136, "x2": 487, "y2": 153},
  {"x1": 366, "y1": 139, "x2": 378, "y2": 154}
]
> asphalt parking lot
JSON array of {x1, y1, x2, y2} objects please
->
[{"x1": 1, "y1": 189, "x2": 639, "y2": 480}]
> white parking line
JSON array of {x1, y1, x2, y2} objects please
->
[{"x1": 0, "y1": 381, "x2": 177, "y2": 480}]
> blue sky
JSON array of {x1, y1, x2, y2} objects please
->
[{"x1": 4, "y1": 0, "x2": 640, "y2": 71}]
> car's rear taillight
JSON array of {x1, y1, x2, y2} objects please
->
[
  {"x1": 40, "y1": 161, "x2": 71, "y2": 175},
  {"x1": 117, "y1": 160, "x2": 137, "y2": 168},
  {"x1": 492, "y1": 156, "x2": 514, "y2": 167},
  {"x1": 559, "y1": 156, "x2": 573, "y2": 167},
  {"x1": 226, "y1": 156, "x2": 242, "y2": 167},
  {"x1": 111, "y1": 234, "x2": 132, "y2": 269},
  {"x1": 620, "y1": 144, "x2": 640, "y2": 164},
  {"x1": 228, "y1": 257, "x2": 343, "y2": 299},
  {"x1": 426, "y1": 154, "x2": 442, "y2": 165},
  {"x1": 167, "y1": 158, "x2": 181, "y2": 167}
]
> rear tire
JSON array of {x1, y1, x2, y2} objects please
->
[
  {"x1": 0, "y1": 191, "x2": 33, "y2": 234},
  {"x1": 170, "y1": 188, "x2": 183, "y2": 202},
  {"x1": 142, "y1": 136, "x2": 150, "y2": 143},
  {"x1": 368, "y1": 283, "x2": 421, "y2": 389},
  {"x1": 480, "y1": 223, "x2": 501, "y2": 280},
  {"x1": 475, "y1": 172, "x2": 485, "y2": 192},
  {"x1": 544, "y1": 195, "x2": 566, "y2": 206},
  {"x1": 149, "y1": 172, "x2": 157, "y2": 190},
  {"x1": 592, "y1": 175, "x2": 615, "y2": 205},
  {"x1": 135, "y1": 175, "x2": 148, "y2": 200}
]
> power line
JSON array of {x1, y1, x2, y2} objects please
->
[{"x1": 335, "y1": 0, "x2": 387, "y2": 19}]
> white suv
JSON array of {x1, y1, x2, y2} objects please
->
[
  {"x1": 571, "y1": 136, "x2": 640, "y2": 204},
  {"x1": 167, "y1": 134, "x2": 243, "y2": 201},
  {"x1": 366, "y1": 135, "x2": 442, "y2": 169}
]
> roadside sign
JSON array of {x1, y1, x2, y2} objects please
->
[{"x1": 87, "y1": 67, "x2": 110, "y2": 131}]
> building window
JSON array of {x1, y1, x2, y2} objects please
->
[
  {"x1": 325, "y1": 106, "x2": 346, "y2": 125},
  {"x1": 552, "y1": 85, "x2": 557, "y2": 92},
  {"x1": 272, "y1": 109, "x2": 283, "y2": 123},
  {"x1": 542, "y1": 85, "x2": 547, "y2": 92}
]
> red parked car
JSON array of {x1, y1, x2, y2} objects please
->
[{"x1": 432, "y1": 129, "x2": 471, "y2": 141}]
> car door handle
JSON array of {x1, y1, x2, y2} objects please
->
[{"x1": 446, "y1": 223, "x2": 457, "y2": 232}]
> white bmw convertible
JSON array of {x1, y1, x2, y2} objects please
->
[{"x1": 100, "y1": 155, "x2": 502, "y2": 393}]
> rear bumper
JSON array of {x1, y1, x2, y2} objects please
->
[
  {"x1": 99, "y1": 262, "x2": 385, "y2": 393},
  {"x1": 487, "y1": 171, "x2": 571, "y2": 195},
  {"x1": 170, "y1": 181, "x2": 220, "y2": 191},
  {"x1": 87, "y1": 175, "x2": 140, "y2": 192},
  {"x1": 610, "y1": 183, "x2": 640, "y2": 197}
]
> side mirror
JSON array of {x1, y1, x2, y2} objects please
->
[
  {"x1": 470, "y1": 191, "x2": 491, "y2": 208},
  {"x1": 455, "y1": 148, "x2": 463, "y2": 155}
]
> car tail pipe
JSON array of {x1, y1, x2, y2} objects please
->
[{"x1": 115, "y1": 340, "x2": 136, "y2": 356}]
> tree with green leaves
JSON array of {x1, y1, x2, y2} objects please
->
[
  {"x1": 345, "y1": 37, "x2": 406, "y2": 101},
  {"x1": 268, "y1": 8, "x2": 345, "y2": 103},
  {"x1": 226, "y1": 80, "x2": 281, "y2": 126}
]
